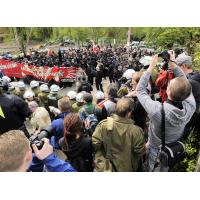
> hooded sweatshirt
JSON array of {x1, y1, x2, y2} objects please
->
[{"x1": 136, "y1": 66, "x2": 196, "y2": 148}]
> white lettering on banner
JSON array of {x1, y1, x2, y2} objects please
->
[{"x1": 0, "y1": 63, "x2": 17, "y2": 69}]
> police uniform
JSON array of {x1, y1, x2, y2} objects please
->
[
  {"x1": 13, "y1": 88, "x2": 25, "y2": 99},
  {"x1": 38, "y1": 91, "x2": 50, "y2": 107},
  {"x1": 47, "y1": 93, "x2": 62, "y2": 108}
]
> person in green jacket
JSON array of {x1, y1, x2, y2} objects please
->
[
  {"x1": 92, "y1": 98, "x2": 145, "y2": 172},
  {"x1": 72, "y1": 92, "x2": 85, "y2": 113}
]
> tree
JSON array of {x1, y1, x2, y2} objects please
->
[
  {"x1": 11, "y1": 27, "x2": 33, "y2": 54},
  {"x1": 32, "y1": 28, "x2": 53, "y2": 41}
]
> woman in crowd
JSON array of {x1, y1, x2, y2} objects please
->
[{"x1": 58, "y1": 113, "x2": 93, "y2": 172}]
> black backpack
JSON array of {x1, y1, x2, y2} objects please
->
[
  {"x1": 80, "y1": 83, "x2": 92, "y2": 93},
  {"x1": 59, "y1": 137, "x2": 93, "y2": 172}
]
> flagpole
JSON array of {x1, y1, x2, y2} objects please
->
[{"x1": 127, "y1": 27, "x2": 131, "y2": 52}]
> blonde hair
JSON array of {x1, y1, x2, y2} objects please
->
[
  {"x1": 58, "y1": 97, "x2": 71, "y2": 112},
  {"x1": 169, "y1": 77, "x2": 192, "y2": 101},
  {"x1": 0, "y1": 130, "x2": 30, "y2": 172}
]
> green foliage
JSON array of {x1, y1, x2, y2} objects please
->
[
  {"x1": 32, "y1": 28, "x2": 53, "y2": 41},
  {"x1": 173, "y1": 133, "x2": 200, "y2": 172},
  {"x1": 193, "y1": 43, "x2": 200, "y2": 71}
]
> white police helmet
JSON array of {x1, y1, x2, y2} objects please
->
[
  {"x1": 50, "y1": 84, "x2": 60, "y2": 94},
  {"x1": 17, "y1": 81, "x2": 25, "y2": 89},
  {"x1": 30, "y1": 80, "x2": 39, "y2": 88},
  {"x1": 76, "y1": 92, "x2": 84, "y2": 103},
  {"x1": 95, "y1": 91, "x2": 105, "y2": 100},
  {"x1": 8, "y1": 82, "x2": 15, "y2": 91},
  {"x1": 40, "y1": 84, "x2": 49, "y2": 92},
  {"x1": 23, "y1": 90, "x2": 35, "y2": 99},
  {"x1": 67, "y1": 91, "x2": 77, "y2": 100},
  {"x1": 2, "y1": 76, "x2": 11, "y2": 83}
]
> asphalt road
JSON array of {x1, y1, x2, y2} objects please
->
[{"x1": 58, "y1": 78, "x2": 110, "y2": 99}]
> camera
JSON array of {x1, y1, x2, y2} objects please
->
[
  {"x1": 174, "y1": 48, "x2": 183, "y2": 58},
  {"x1": 29, "y1": 126, "x2": 52, "y2": 151},
  {"x1": 158, "y1": 51, "x2": 170, "y2": 62},
  {"x1": 158, "y1": 51, "x2": 170, "y2": 70}
]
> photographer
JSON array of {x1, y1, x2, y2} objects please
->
[
  {"x1": 0, "y1": 130, "x2": 76, "y2": 172},
  {"x1": 136, "y1": 51, "x2": 196, "y2": 172}
]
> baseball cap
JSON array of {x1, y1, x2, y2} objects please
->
[{"x1": 176, "y1": 55, "x2": 192, "y2": 67}]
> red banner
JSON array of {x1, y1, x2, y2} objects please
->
[{"x1": 0, "y1": 59, "x2": 79, "y2": 82}]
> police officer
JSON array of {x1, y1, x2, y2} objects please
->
[
  {"x1": 0, "y1": 79, "x2": 32, "y2": 137},
  {"x1": 67, "y1": 91, "x2": 77, "y2": 106},
  {"x1": 30, "y1": 80, "x2": 40, "y2": 101},
  {"x1": 38, "y1": 84, "x2": 50, "y2": 107},
  {"x1": 47, "y1": 84, "x2": 62, "y2": 108},
  {"x1": 23, "y1": 90, "x2": 35, "y2": 103},
  {"x1": 13, "y1": 81, "x2": 26, "y2": 99}
]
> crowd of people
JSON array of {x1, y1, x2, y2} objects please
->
[{"x1": 0, "y1": 45, "x2": 200, "y2": 172}]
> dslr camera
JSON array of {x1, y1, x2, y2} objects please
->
[
  {"x1": 29, "y1": 126, "x2": 52, "y2": 151},
  {"x1": 158, "y1": 50, "x2": 170, "y2": 70}
]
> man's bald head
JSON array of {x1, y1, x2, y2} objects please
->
[{"x1": 116, "y1": 98, "x2": 134, "y2": 117}]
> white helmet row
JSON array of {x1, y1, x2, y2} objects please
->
[
  {"x1": 40, "y1": 84, "x2": 49, "y2": 92},
  {"x1": 50, "y1": 84, "x2": 60, "y2": 94},
  {"x1": 67, "y1": 91, "x2": 77, "y2": 100},
  {"x1": 30, "y1": 80, "x2": 39, "y2": 88}
]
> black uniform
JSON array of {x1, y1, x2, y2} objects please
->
[
  {"x1": 0, "y1": 94, "x2": 32, "y2": 136},
  {"x1": 95, "y1": 71, "x2": 104, "y2": 92}
]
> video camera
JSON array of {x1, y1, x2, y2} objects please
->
[{"x1": 29, "y1": 126, "x2": 52, "y2": 151}]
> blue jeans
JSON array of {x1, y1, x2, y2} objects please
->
[{"x1": 147, "y1": 146, "x2": 169, "y2": 172}]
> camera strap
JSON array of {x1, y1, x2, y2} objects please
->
[{"x1": 161, "y1": 103, "x2": 166, "y2": 149}]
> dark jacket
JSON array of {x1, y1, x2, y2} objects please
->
[
  {"x1": 132, "y1": 96, "x2": 147, "y2": 131},
  {"x1": 0, "y1": 94, "x2": 32, "y2": 134},
  {"x1": 59, "y1": 136, "x2": 93, "y2": 172},
  {"x1": 187, "y1": 71, "x2": 200, "y2": 112},
  {"x1": 77, "y1": 82, "x2": 93, "y2": 93},
  {"x1": 95, "y1": 71, "x2": 103, "y2": 83}
]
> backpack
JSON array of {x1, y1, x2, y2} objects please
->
[
  {"x1": 58, "y1": 137, "x2": 93, "y2": 172},
  {"x1": 82, "y1": 106, "x2": 98, "y2": 136},
  {"x1": 80, "y1": 83, "x2": 92, "y2": 93}
]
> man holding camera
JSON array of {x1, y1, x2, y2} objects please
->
[
  {"x1": 136, "y1": 51, "x2": 196, "y2": 172},
  {"x1": 0, "y1": 130, "x2": 76, "y2": 172}
]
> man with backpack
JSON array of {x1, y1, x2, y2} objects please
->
[
  {"x1": 136, "y1": 52, "x2": 196, "y2": 172},
  {"x1": 92, "y1": 98, "x2": 145, "y2": 172},
  {"x1": 77, "y1": 76, "x2": 93, "y2": 93},
  {"x1": 79, "y1": 93, "x2": 98, "y2": 136}
]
